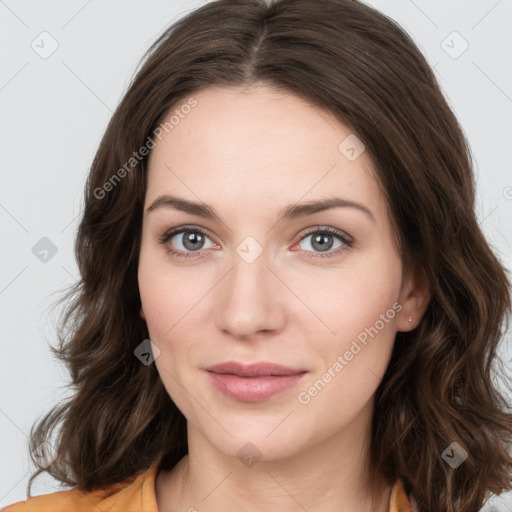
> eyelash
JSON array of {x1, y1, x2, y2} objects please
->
[{"x1": 157, "y1": 225, "x2": 354, "y2": 260}]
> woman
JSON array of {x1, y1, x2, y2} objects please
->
[{"x1": 3, "y1": 0, "x2": 511, "y2": 511}]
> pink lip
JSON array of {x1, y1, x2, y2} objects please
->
[{"x1": 205, "y1": 361, "x2": 307, "y2": 402}]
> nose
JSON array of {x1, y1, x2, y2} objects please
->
[{"x1": 214, "y1": 246, "x2": 287, "y2": 341}]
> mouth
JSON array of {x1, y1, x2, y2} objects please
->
[{"x1": 204, "y1": 361, "x2": 308, "y2": 402}]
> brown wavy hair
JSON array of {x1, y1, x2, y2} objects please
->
[{"x1": 26, "y1": 0, "x2": 512, "y2": 510}]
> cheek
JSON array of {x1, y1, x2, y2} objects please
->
[
  {"x1": 296, "y1": 253, "x2": 402, "y2": 387},
  {"x1": 138, "y1": 248, "x2": 207, "y2": 340},
  {"x1": 294, "y1": 296, "x2": 400, "y2": 435},
  {"x1": 137, "y1": 254, "x2": 207, "y2": 388},
  {"x1": 293, "y1": 253, "x2": 402, "y2": 341},
  {"x1": 138, "y1": 275, "x2": 173, "y2": 341},
  {"x1": 138, "y1": 265, "x2": 197, "y2": 414}
]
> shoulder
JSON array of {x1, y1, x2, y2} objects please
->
[
  {"x1": 389, "y1": 479, "x2": 420, "y2": 512},
  {"x1": 2, "y1": 486, "x2": 109, "y2": 512},
  {"x1": 1, "y1": 463, "x2": 160, "y2": 512}
]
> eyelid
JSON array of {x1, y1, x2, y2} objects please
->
[
  {"x1": 295, "y1": 225, "x2": 353, "y2": 244},
  {"x1": 157, "y1": 224, "x2": 213, "y2": 245}
]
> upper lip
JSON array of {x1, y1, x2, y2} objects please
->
[{"x1": 205, "y1": 361, "x2": 306, "y2": 377}]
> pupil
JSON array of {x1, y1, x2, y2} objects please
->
[
  {"x1": 312, "y1": 233, "x2": 332, "y2": 252},
  {"x1": 184, "y1": 232, "x2": 203, "y2": 251}
]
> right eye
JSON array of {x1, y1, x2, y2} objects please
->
[{"x1": 158, "y1": 226, "x2": 217, "y2": 258}]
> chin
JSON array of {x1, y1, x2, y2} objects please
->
[{"x1": 193, "y1": 417, "x2": 312, "y2": 464}]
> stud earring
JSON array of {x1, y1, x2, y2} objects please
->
[{"x1": 408, "y1": 315, "x2": 412, "y2": 322}]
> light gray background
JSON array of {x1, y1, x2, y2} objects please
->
[{"x1": 1, "y1": 0, "x2": 511, "y2": 510}]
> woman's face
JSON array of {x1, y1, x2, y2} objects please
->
[{"x1": 138, "y1": 84, "x2": 423, "y2": 461}]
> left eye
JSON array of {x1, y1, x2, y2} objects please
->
[
  {"x1": 297, "y1": 228, "x2": 351, "y2": 256},
  {"x1": 301, "y1": 231, "x2": 343, "y2": 252}
]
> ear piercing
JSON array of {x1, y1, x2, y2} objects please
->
[{"x1": 408, "y1": 315, "x2": 412, "y2": 322}]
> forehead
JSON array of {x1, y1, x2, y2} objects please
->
[{"x1": 145, "y1": 84, "x2": 385, "y2": 221}]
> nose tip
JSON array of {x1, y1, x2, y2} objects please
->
[{"x1": 214, "y1": 255, "x2": 286, "y2": 340}]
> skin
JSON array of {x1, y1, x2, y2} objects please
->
[{"x1": 138, "y1": 83, "x2": 430, "y2": 512}]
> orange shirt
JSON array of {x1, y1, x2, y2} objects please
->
[{"x1": 2, "y1": 462, "x2": 415, "y2": 512}]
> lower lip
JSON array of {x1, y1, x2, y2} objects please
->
[{"x1": 206, "y1": 371, "x2": 307, "y2": 402}]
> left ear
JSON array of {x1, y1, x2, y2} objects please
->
[{"x1": 396, "y1": 266, "x2": 430, "y2": 331}]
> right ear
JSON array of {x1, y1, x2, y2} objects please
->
[{"x1": 139, "y1": 304, "x2": 146, "y2": 320}]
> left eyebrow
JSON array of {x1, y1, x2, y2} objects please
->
[
  {"x1": 277, "y1": 197, "x2": 375, "y2": 224},
  {"x1": 145, "y1": 194, "x2": 375, "y2": 223}
]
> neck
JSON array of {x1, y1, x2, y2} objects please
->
[{"x1": 156, "y1": 401, "x2": 392, "y2": 512}]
